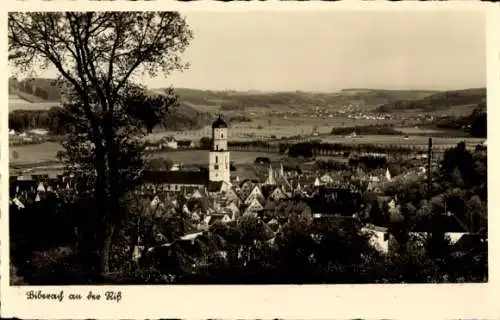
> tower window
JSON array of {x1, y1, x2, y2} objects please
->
[
  {"x1": 221, "y1": 133, "x2": 224, "y2": 139},
  {"x1": 214, "y1": 164, "x2": 219, "y2": 170},
  {"x1": 215, "y1": 156, "x2": 218, "y2": 163}
]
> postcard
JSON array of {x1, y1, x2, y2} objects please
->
[{"x1": 1, "y1": 2, "x2": 497, "y2": 319}]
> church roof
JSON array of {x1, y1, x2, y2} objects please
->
[
  {"x1": 207, "y1": 181, "x2": 224, "y2": 192},
  {"x1": 212, "y1": 115, "x2": 228, "y2": 129},
  {"x1": 141, "y1": 170, "x2": 209, "y2": 186}
]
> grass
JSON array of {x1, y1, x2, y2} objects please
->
[
  {"x1": 9, "y1": 100, "x2": 60, "y2": 111},
  {"x1": 9, "y1": 142, "x2": 284, "y2": 168}
]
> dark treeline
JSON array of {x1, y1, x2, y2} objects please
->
[
  {"x1": 331, "y1": 124, "x2": 403, "y2": 136},
  {"x1": 287, "y1": 141, "x2": 414, "y2": 158},
  {"x1": 315, "y1": 159, "x2": 349, "y2": 171},
  {"x1": 349, "y1": 156, "x2": 388, "y2": 170},
  {"x1": 9, "y1": 108, "x2": 67, "y2": 134},
  {"x1": 9, "y1": 106, "x2": 213, "y2": 134}
]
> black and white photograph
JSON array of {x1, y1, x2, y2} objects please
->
[{"x1": 6, "y1": 9, "x2": 488, "y2": 288}]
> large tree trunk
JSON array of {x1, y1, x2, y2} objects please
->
[{"x1": 100, "y1": 224, "x2": 116, "y2": 275}]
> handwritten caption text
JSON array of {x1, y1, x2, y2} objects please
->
[{"x1": 26, "y1": 290, "x2": 122, "y2": 303}]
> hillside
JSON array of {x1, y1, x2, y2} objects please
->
[
  {"x1": 10, "y1": 77, "x2": 442, "y2": 116},
  {"x1": 8, "y1": 78, "x2": 213, "y2": 132},
  {"x1": 9, "y1": 77, "x2": 61, "y2": 102},
  {"x1": 376, "y1": 88, "x2": 486, "y2": 114},
  {"x1": 168, "y1": 87, "x2": 437, "y2": 112}
]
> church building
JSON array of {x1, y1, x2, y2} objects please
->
[{"x1": 141, "y1": 114, "x2": 232, "y2": 193}]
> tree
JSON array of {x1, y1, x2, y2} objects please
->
[
  {"x1": 145, "y1": 157, "x2": 173, "y2": 171},
  {"x1": 9, "y1": 12, "x2": 193, "y2": 276},
  {"x1": 199, "y1": 136, "x2": 212, "y2": 149}
]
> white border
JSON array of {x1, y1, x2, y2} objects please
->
[{"x1": 1, "y1": 2, "x2": 499, "y2": 319}]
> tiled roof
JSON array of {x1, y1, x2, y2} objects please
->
[
  {"x1": 141, "y1": 170, "x2": 209, "y2": 186},
  {"x1": 207, "y1": 181, "x2": 224, "y2": 192},
  {"x1": 261, "y1": 185, "x2": 277, "y2": 199}
]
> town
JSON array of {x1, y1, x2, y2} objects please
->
[
  {"x1": 8, "y1": 11, "x2": 487, "y2": 286},
  {"x1": 9, "y1": 112, "x2": 487, "y2": 284}
]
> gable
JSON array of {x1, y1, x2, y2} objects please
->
[
  {"x1": 226, "y1": 187, "x2": 241, "y2": 201},
  {"x1": 245, "y1": 186, "x2": 264, "y2": 202},
  {"x1": 247, "y1": 198, "x2": 264, "y2": 211},
  {"x1": 192, "y1": 189, "x2": 204, "y2": 199},
  {"x1": 270, "y1": 187, "x2": 286, "y2": 200}
]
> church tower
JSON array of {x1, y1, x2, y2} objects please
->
[{"x1": 209, "y1": 114, "x2": 230, "y2": 183}]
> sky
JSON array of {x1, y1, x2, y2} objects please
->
[{"x1": 30, "y1": 10, "x2": 486, "y2": 92}]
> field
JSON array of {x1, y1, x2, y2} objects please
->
[
  {"x1": 10, "y1": 130, "x2": 484, "y2": 171},
  {"x1": 9, "y1": 142, "x2": 284, "y2": 167},
  {"x1": 146, "y1": 115, "x2": 400, "y2": 142}
]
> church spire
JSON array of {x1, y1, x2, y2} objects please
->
[{"x1": 265, "y1": 164, "x2": 276, "y2": 185}]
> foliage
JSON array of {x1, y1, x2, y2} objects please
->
[
  {"x1": 9, "y1": 12, "x2": 192, "y2": 275},
  {"x1": 199, "y1": 136, "x2": 212, "y2": 150},
  {"x1": 331, "y1": 124, "x2": 403, "y2": 136},
  {"x1": 145, "y1": 157, "x2": 174, "y2": 171},
  {"x1": 349, "y1": 155, "x2": 388, "y2": 170},
  {"x1": 433, "y1": 102, "x2": 487, "y2": 138},
  {"x1": 315, "y1": 159, "x2": 348, "y2": 171},
  {"x1": 8, "y1": 102, "x2": 212, "y2": 133},
  {"x1": 384, "y1": 142, "x2": 487, "y2": 235}
]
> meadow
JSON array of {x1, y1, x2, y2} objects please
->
[{"x1": 9, "y1": 142, "x2": 284, "y2": 168}]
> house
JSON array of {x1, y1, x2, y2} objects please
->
[
  {"x1": 268, "y1": 186, "x2": 288, "y2": 201},
  {"x1": 150, "y1": 195, "x2": 162, "y2": 208},
  {"x1": 191, "y1": 188, "x2": 206, "y2": 199},
  {"x1": 207, "y1": 213, "x2": 232, "y2": 225},
  {"x1": 224, "y1": 187, "x2": 242, "y2": 207},
  {"x1": 361, "y1": 224, "x2": 396, "y2": 254},
  {"x1": 186, "y1": 198, "x2": 212, "y2": 216},
  {"x1": 30, "y1": 128, "x2": 49, "y2": 136},
  {"x1": 313, "y1": 177, "x2": 322, "y2": 187},
  {"x1": 177, "y1": 140, "x2": 194, "y2": 148},
  {"x1": 244, "y1": 198, "x2": 264, "y2": 214},
  {"x1": 226, "y1": 201, "x2": 240, "y2": 219},
  {"x1": 207, "y1": 180, "x2": 231, "y2": 194},
  {"x1": 166, "y1": 140, "x2": 178, "y2": 150},
  {"x1": 320, "y1": 173, "x2": 334, "y2": 185},
  {"x1": 244, "y1": 185, "x2": 265, "y2": 205},
  {"x1": 239, "y1": 179, "x2": 257, "y2": 194}
]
